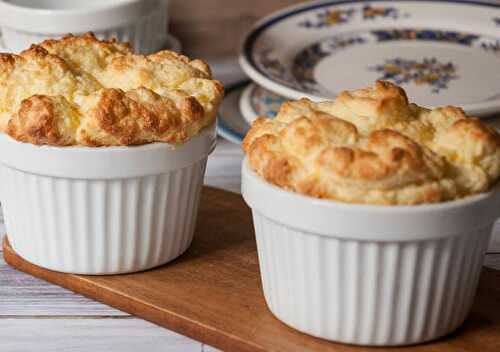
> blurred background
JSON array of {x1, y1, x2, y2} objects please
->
[{"x1": 170, "y1": 0, "x2": 304, "y2": 58}]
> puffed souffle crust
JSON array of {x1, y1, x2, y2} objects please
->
[
  {"x1": 242, "y1": 81, "x2": 500, "y2": 205},
  {"x1": 0, "y1": 33, "x2": 224, "y2": 146}
]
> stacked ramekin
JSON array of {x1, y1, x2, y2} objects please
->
[{"x1": 0, "y1": 0, "x2": 170, "y2": 53}]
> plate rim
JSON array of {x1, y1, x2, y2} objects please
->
[
  {"x1": 239, "y1": 0, "x2": 500, "y2": 115},
  {"x1": 239, "y1": 83, "x2": 259, "y2": 125},
  {"x1": 216, "y1": 81, "x2": 251, "y2": 145}
]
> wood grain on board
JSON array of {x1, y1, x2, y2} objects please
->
[{"x1": 3, "y1": 187, "x2": 500, "y2": 352}]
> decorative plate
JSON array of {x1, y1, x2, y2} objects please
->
[
  {"x1": 240, "y1": 0, "x2": 500, "y2": 116},
  {"x1": 217, "y1": 82, "x2": 251, "y2": 145},
  {"x1": 240, "y1": 83, "x2": 287, "y2": 124}
]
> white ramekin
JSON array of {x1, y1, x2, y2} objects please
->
[
  {"x1": 242, "y1": 159, "x2": 500, "y2": 346},
  {"x1": 0, "y1": 0, "x2": 170, "y2": 53},
  {"x1": 0, "y1": 125, "x2": 216, "y2": 275}
]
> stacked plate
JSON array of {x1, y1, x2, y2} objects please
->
[{"x1": 217, "y1": 0, "x2": 500, "y2": 144}]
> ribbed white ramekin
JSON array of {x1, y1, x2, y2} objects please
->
[
  {"x1": 0, "y1": 125, "x2": 216, "y2": 275},
  {"x1": 0, "y1": 0, "x2": 170, "y2": 53},
  {"x1": 242, "y1": 159, "x2": 500, "y2": 346}
]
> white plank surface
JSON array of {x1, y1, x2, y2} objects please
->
[
  {"x1": 0, "y1": 256, "x2": 127, "y2": 316},
  {"x1": 204, "y1": 139, "x2": 244, "y2": 194},
  {"x1": 202, "y1": 344, "x2": 221, "y2": 352},
  {"x1": 0, "y1": 318, "x2": 202, "y2": 352}
]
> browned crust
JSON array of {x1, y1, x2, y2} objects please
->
[
  {"x1": 451, "y1": 118, "x2": 500, "y2": 149},
  {"x1": 2, "y1": 43, "x2": 74, "y2": 73},
  {"x1": 39, "y1": 32, "x2": 132, "y2": 53},
  {"x1": 243, "y1": 81, "x2": 500, "y2": 205},
  {"x1": 6, "y1": 95, "x2": 73, "y2": 146},
  {"x1": 0, "y1": 33, "x2": 223, "y2": 146},
  {"x1": 76, "y1": 88, "x2": 208, "y2": 146}
]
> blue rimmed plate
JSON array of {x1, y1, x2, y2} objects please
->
[
  {"x1": 217, "y1": 82, "x2": 251, "y2": 145},
  {"x1": 240, "y1": 0, "x2": 500, "y2": 116},
  {"x1": 217, "y1": 82, "x2": 289, "y2": 144},
  {"x1": 239, "y1": 83, "x2": 287, "y2": 125}
]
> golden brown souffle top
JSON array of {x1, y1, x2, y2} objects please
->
[
  {"x1": 0, "y1": 33, "x2": 224, "y2": 146},
  {"x1": 243, "y1": 81, "x2": 500, "y2": 205}
]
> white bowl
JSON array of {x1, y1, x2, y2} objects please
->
[
  {"x1": 0, "y1": 125, "x2": 216, "y2": 274},
  {"x1": 242, "y1": 159, "x2": 500, "y2": 346},
  {"x1": 0, "y1": 0, "x2": 170, "y2": 53}
]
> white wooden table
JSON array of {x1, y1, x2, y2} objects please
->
[{"x1": 1, "y1": 62, "x2": 500, "y2": 351}]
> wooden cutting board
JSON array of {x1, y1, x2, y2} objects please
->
[{"x1": 3, "y1": 186, "x2": 500, "y2": 352}]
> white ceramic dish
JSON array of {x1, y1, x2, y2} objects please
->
[
  {"x1": 0, "y1": 32, "x2": 181, "y2": 55},
  {"x1": 240, "y1": 83, "x2": 286, "y2": 125},
  {"x1": 0, "y1": 0, "x2": 170, "y2": 54},
  {"x1": 0, "y1": 125, "x2": 216, "y2": 275},
  {"x1": 240, "y1": 0, "x2": 500, "y2": 116},
  {"x1": 242, "y1": 159, "x2": 500, "y2": 346}
]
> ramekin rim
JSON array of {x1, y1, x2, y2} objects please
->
[
  {"x1": 242, "y1": 157, "x2": 500, "y2": 213},
  {"x1": 0, "y1": 124, "x2": 215, "y2": 179},
  {"x1": 0, "y1": 0, "x2": 142, "y2": 16},
  {"x1": 0, "y1": 0, "x2": 160, "y2": 33},
  {"x1": 0, "y1": 122, "x2": 216, "y2": 154}
]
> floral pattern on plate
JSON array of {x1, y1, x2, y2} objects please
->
[
  {"x1": 255, "y1": 28, "x2": 499, "y2": 97},
  {"x1": 250, "y1": 85, "x2": 286, "y2": 118},
  {"x1": 299, "y1": 4, "x2": 407, "y2": 28},
  {"x1": 362, "y1": 4, "x2": 407, "y2": 20},
  {"x1": 242, "y1": 0, "x2": 500, "y2": 115},
  {"x1": 481, "y1": 40, "x2": 500, "y2": 53},
  {"x1": 256, "y1": 48, "x2": 294, "y2": 88},
  {"x1": 370, "y1": 58, "x2": 458, "y2": 93},
  {"x1": 371, "y1": 29, "x2": 479, "y2": 45},
  {"x1": 299, "y1": 7, "x2": 355, "y2": 28},
  {"x1": 292, "y1": 36, "x2": 366, "y2": 93}
]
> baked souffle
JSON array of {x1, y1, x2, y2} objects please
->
[
  {"x1": 243, "y1": 81, "x2": 500, "y2": 205},
  {"x1": 0, "y1": 33, "x2": 223, "y2": 146}
]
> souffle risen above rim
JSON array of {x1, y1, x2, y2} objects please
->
[
  {"x1": 0, "y1": 33, "x2": 223, "y2": 146},
  {"x1": 243, "y1": 81, "x2": 500, "y2": 205}
]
